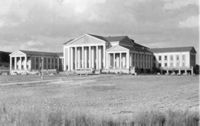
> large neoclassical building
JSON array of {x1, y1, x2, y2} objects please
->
[
  {"x1": 8, "y1": 34, "x2": 197, "y2": 75},
  {"x1": 63, "y1": 34, "x2": 154, "y2": 74}
]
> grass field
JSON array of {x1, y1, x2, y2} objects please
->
[{"x1": 0, "y1": 74, "x2": 199, "y2": 125}]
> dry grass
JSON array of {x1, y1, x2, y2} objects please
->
[
  {"x1": 0, "y1": 75, "x2": 199, "y2": 125},
  {"x1": 0, "y1": 105, "x2": 199, "y2": 126}
]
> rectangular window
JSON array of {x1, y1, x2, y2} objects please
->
[
  {"x1": 164, "y1": 63, "x2": 167, "y2": 67},
  {"x1": 182, "y1": 55, "x2": 185, "y2": 61},
  {"x1": 176, "y1": 62, "x2": 179, "y2": 67},
  {"x1": 170, "y1": 63, "x2": 173, "y2": 67},
  {"x1": 176, "y1": 55, "x2": 179, "y2": 60},
  {"x1": 170, "y1": 55, "x2": 173, "y2": 61},
  {"x1": 158, "y1": 63, "x2": 161, "y2": 67},
  {"x1": 159, "y1": 56, "x2": 161, "y2": 61},
  {"x1": 182, "y1": 63, "x2": 185, "y2": 67},
  {"x1": 164, "y1": 56, "x2": 167, "y2": 60}
]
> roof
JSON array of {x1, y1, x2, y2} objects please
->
[
  {"x1": 63, "y1": 39, "x2": 74, "y2": 45},
  {"x1": 20, "y1": 50, "x2": 62, "y2": 57},
  {"x1": 89, "y1": 34, "x2": 127, "y2": 42},
  {"x1": 151, "y1": 46, "x2": 196, "y2": 53},
  {"x1": 107, "y1": 45, "x2": 129, "y2": 52}
]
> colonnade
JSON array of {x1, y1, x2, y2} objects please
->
[
  {"x1": 108, "y1": 52, "x2": 153, "y2": 69},
  {"x1": 10, "y1": 56, "x2": 28, "y2": 71},
  {"x1": 67, "y1": 45, "x2": 106, "y2": 71}
]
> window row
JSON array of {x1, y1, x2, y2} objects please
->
[{"x1": 158, "y1": 55, "x2": 185, "y2": 61}]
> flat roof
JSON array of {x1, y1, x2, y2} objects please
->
[{"x1": 150, "y1": 46, "x2": 196, "y2": 53}]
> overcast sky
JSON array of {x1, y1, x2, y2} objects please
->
[{"x1": 0, "y1": 0, "x2": 199, "y2": 62}]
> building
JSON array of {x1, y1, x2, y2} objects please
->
[
  {"x1": 151, "y1": 47, "x2": 196, "y2": 74},
  {"x1": 63, "y1": 34, "x2": 154, "y2": 74},
  {"x1": 9, "y1": 50, "x2": 63, "y2": 75}
]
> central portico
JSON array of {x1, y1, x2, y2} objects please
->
[
  {"x1": 66, "y1": 45, "x2": 106, "y2": 71},
  {"x1": 63, "y1": 34, "x2": 154, "y2": 73}
]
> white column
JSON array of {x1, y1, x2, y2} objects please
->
[
  {"x1": 113, "y1": 53, "x2": 116, "y2": 69},
  {"x1": 82, "y1": 46, "x2": 84, "y2": 68},
  {"x1": 96, "y1": 46, "x2": 99, "y2": 69},
  {"x1": 70, "y1": 47, "x2": 73, "y2": 70},
  {"x1": 19, "y1": 57, "x2": 22, "y2": 70},
  {"x1": 84, "y1": 47, "x2": 86, "y2": 68},
  {"x1": 98, "y1": 46, "x2": 101, "y2": 69},
  {"x1": 127, "y1": 52, "x2": 130, "y2": 69},
  {"x1": 103, "y1": 45, "x2": 106, "y2": 69},
  {"x1": 119, "y1": 53, "x2": 122, "y2": 69},
  {"x1": 67, "y1": 47, "x2": 70, "y2": 71},
  {"x1": 75, "y1": 47, "x2": 77, "y2": 69},
  {"x1": 89, "y1": 46, "x2": 91, "y2": 68},
  {"x1": 24, "y1": 56, "x2": 27, "y2": 70},
  {"x1": 10, "y1": 56, "x2": 12, "y2": 71},
  {"x1": 91, "y1": 47, "x2": 94, "y2": 68}
]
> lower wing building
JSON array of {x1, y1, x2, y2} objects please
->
[{"x1": 9, "y1": 50, "x2": 63, "y2": 75}]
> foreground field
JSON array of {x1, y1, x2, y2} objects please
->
[
  {"x1": 0, "y1": 75, "x2": 199, "y2": 125},
  {"x1": 0, "y1": 75, "x2": 198, "y2": 115}
]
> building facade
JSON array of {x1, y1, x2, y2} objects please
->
[
  {"x1": 63, "y1": 34, "x2": 154, "y2": 74},
  {"x1": 9, "y1": 50, "x2": 63, "y2": 75},
  {"x1": 151, "y1": 47, "x2": 196, "y2": 74}
]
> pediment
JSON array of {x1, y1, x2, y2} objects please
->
[
  {"x1": 10, "y1": 50, "x2": 26, "y2": 57},
  {"x1": 67, "y1": 34, "x2": 106, "y2": 46},
  {"x1": 107, "y1": 45, "x2": 129, "y2": 53}
]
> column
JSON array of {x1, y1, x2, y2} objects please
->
[
  {"x1": 10, "y1": 56, "x2": 12, "y2": 72},
  {"x1": 82, "y1": 46, "x2": 84, "y2": 68},
  {"x1": 84, "y1": 47, "x2": 87, "y2": 68},
  {"x1": 89, "y1": 46, "x2": 92, "y2": 68},
  {"x1": 119, "y1": 53, "x2": 122, "y2": 69},
  {"x1": 24, "y1": 56, "x2": 27, "y2": 70},
  {"x1": 68, "y1": 47, "x2": 70, "y2": 71},
  {"x1": 91, "y1": 47, "x2": 94, "y2": 68},
  {"x1": 19, "y1": 57, "x2": 22, "y2": 70},
  {"x1": 70, "y1": 47, "x2": 73, "y2": 70},
  {"x1": 103, "y1": 45, "x2": 106, "y2": 69},
  {"x1": 127, "y1": 52, "x2": 130, "y2": 69},
  {"x1": 96, "y1": 46, "x2": 99, "y2": 69},
  {"x1": 113, "y1": 53, "x2": 116, "y2": 69},
  {"x1": 75, "y1": 47, "x2": 77, "y2": 69},
  {"x1": 98, "y1": 46, "x2": 101, "y2": 69}
]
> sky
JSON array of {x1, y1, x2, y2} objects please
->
[{"x1": 0, "y1": 0, "x2": 199, "y2": 62}]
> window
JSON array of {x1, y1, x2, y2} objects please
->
[
  {"x1": 158, "y1": 63, "x2": 161, "y2": 67},
  {"x1": 182, "y1": 63, "x2": 185, "y2": 67},
  {"x1": 164, "y1": 56, "x2": 167, "y2": 60},
  {"x1": 164, "y1": 63, "x2": 167, "y2": 67},
  {"x1": 159, "y1": 56, "x2": 161, "y2": 61},
  {"x1": 182, "y1": 55, "x2": 185, "y2": 61},
  {"x1": 170, "y1": 55, "x2": 173, "y2": 61},
  {"x1": 176, "y1": 62, "x2": 179, "y2": 67},
  {"x1": 170, "y1": 63, "x2": 173, "y2": 67},
  {"x1": 176, "y1": 55, "x2": 179, "y2": 60}
]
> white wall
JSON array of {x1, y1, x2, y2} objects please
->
[{"x1": 154, "y1": 51, "x2": 190, "y2": 68}]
